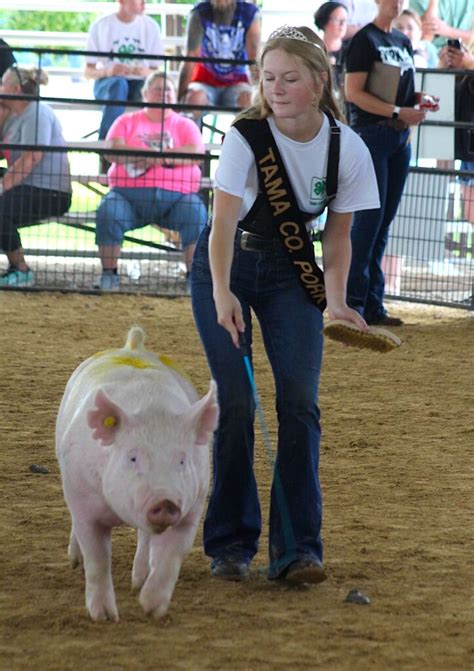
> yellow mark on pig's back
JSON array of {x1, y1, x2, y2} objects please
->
[
  {"x1": 159, "y1": 355, "x2": 191, "y2": 382},
  {"x1": 110, "y1": 355, "x2": 156, "y2": 369}
]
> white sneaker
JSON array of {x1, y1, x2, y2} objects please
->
[
  {"x1": 99, "y1": 272, "x2": 120, "y2": 292},
  {"x1": 0, "y1": 267, "x2": 35, "y2": 287}
]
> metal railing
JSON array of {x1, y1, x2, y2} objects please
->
[{"x1": 0, "y1": 47, "x2": 472, "y2": 308}]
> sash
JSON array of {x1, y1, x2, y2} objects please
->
[{"x1": 234, "y1": 115, "x2": 341, "y2": 312}]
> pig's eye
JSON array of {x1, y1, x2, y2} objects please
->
[
  {"x1": 130, "y1": 457, "x2": 137, "y2": 463},
  {"x1": 179, "y1": 456, "x2": 186, "y2": 466}
]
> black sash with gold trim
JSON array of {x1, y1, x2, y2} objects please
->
[{"x1": 234, "y1": 115, "x2": 340, "y2": 312}]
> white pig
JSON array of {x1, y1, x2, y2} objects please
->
[{"x1": 55, "y1": 326, "x2": 218, "y2": 622}]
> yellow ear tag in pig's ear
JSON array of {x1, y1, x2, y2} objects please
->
[{"x1": 103, "y1": 416, "x2": 117, "y2": 428}]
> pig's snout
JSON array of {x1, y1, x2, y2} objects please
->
[{"x1": 147, "y1": 500, "x2": 181, "y2": 532}]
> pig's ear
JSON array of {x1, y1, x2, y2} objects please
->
[
  {"x1": 189, "y1": 380, "x2": 219, "y2": 446},
  {"x1": 87, "y1": 389, "x2": 126, "y2": 446}
]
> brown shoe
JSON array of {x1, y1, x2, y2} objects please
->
[
  {"x1": 282, "y1": 559, "x2": 327, "y2": 585},
  {"x1": 210, "y1": 558, "x2": 250, "y2": 582},
  {"x1": 366, "y1": 314, "x2": 404, "y2": 327}
]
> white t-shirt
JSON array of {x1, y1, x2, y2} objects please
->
[
  {"x1": 86, "y1": 13, "x2": 164, "y2": 77},
  {"x1": 214, "y1": 115, "x2": 380, "y2": 221}
]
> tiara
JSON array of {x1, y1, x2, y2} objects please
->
[{"x1": 267, "y1": 25, "x2": 324, "y2": 51}]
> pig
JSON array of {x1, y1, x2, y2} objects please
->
[{"x1": 55, "y1": 326, "x2": 218, "y2": 622}]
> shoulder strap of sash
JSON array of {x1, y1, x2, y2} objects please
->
[{"x1": 326, "y1": 111, "x2": 340, "y2": 202}]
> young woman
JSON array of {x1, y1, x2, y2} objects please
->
[
  {"x1": 394, "y1": 9, "x2": 438, "y2": 68},
  {"x1": 313, "y1": 2, "x2": 349, "y2": 96},
  {"x1": 96, "y1": 71, "x2": 207, "y2": 291},
  {"x1": 191, "y1": 26, "x2": 379, "y2": 583},
  {"x1": 344, "y1": 0, "x2": 438, "y2": 326},
  {"x1": 0, "y1": 66, "x2": 72, "y2": 287}
]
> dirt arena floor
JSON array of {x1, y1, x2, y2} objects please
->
[{"x1": 1, "y1": 292, "x2": 472, "y2": 671}]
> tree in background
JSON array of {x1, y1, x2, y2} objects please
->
[{"x1": 0, "y1": 1, "x2": 197, "y2": 66}]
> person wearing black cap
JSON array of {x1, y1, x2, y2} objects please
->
[{"x1": 314, "y1": 2, "x2": 349, "y2": 96}]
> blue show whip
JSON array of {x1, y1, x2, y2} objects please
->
[
  {"x1": 239, "y1": 331, "x2": 276, "y2": 468},
  {"x1": 238, "y1": 331, "x2": 296, "y2": 560}
]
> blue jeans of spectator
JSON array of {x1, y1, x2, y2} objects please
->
[
  {"x1": 95, "y1": 187, "x2": 207, "y2": 248},
  {"x1": 191, "y1": 226, "x2": 324, "y2": 579},
  {"x1": 347, "y1": 125, "x2": 411, "y2": 321},
  {"x1": 187, "y1": 81, "x2": 252, "y2": 107},
  {"x1": 94, "y1": 77, "x2": 144, "y2": 139}
]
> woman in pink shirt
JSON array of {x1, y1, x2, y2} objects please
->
[{"x1": 96, "y1": 71, "x2": 207, "y2": 291}]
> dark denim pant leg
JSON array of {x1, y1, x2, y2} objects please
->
[
  {"x1": 347, "y1": 126, "x2": 411, "y2": 320},
  {"x1": 191, "y1": 227, "x2": 325, "y2": 573},
  {"x1": 191, "y1": 229, "x2": 261, "y2": 563},
  {"x1": 254, "y1": 288, "x2": 324, "y2": 578}
]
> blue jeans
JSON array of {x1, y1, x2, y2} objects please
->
[
  {"x1": 94, "y1": 77, "x2": 144, "y2": 140},
  {"x1": 95, "y1": 187, "x2": 207, "y2": 248},
  {"x1": 191, "y1": 227, "x2": 324, "y2": 578},
  {"x1": 347, "y1": 125, "x2": 411, "y2": 321},
  {"x1": 187, "y1": 82, "x2": 252, "y2": 107}
]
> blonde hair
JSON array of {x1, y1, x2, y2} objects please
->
[
  {"x1": 234, "y1": 26, "x2": 345, "y2": 125},
  {"x1": 8, "y1": 66, "x2": 48, "y2": 96},
  {"x1": 398, "y1": 9, "x2": 423, "y2": 30},
  {"x1": 142, "y1": 70, "x2": 176, "y2": 96}
]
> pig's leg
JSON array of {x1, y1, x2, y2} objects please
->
[
  {"x1": 73, "y1": 517, "x2": 119, "y2": 622},
  {"x1": 68, "y1": 526, "x2": 83, "y2": 568},
  {"x1": 139, "y1": 508, "x2": 202, "y2": 618},
  {"x1": 132, "y1": 529, "x2": 150, "y2": 592}
]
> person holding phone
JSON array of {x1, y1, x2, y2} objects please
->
[
  {"x1": 408, "y1": 0, "x2": 473, "y2": 49},
  {"x1": 438, "y1": 38, "x2": 474, "y2": 70},
  {"x1": 439, "y1": 23, "x2": 474, "y2": 228}
]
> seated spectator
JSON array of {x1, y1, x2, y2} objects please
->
[
  {"x1": 96, "y1": 72, "x2": 208, "y2": 292},
  {"x1": 409, "y1": 0, "x2": 473, "y2": 49},
  {"x1": 314, "y1": 2, "x2": 349, "y2": 97},
  {"x1": 337, "y1": 0, "x2": 377, "y2": 39},
  {"x1": 85, "y1": 0, "x2": 164, "y2": 140},
  {"x1": 0, "y1": 66, "x2": 72, "y2": 288},
  {"x1": 178, "y1": 0, "x2": 261, "y2": 118},
  {"x1": 0, "y1": 39, "x2": 15, "y2": 135},
  {"x1": 394, "y1": 10, "x2": 439, "y2": 68}
]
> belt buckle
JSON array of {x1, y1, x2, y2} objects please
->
[{"x1": 240, "y1": 230, "x2": 252, "y2": 250}]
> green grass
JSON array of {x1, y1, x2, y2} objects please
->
[{"x1": 21, "y1": 222, "x2": 174, "y2": 252}]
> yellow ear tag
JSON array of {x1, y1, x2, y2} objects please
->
[{"x1": 103, "y1": 416, "x2": 117, "y2": 428}]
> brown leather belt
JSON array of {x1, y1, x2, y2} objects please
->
[
  {"x1": 376, "y1": 119, "x2": 409, "y2": 130},
  {"x1": 207, "y1": 225, "x2": 282, "y2": 251},
  {"x1": 238, "y1": 229, "x2": 281, "y2": 251}
]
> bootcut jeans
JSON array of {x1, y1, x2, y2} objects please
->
[
  {"x1": 191, "y1": 226, "x2": 325, "y2": 578},
  {"x1": 347, "y1": 125, "x2": 411, "y2": 321}
]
